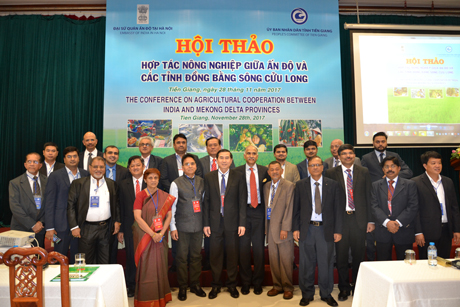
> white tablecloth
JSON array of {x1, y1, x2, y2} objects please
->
[
  {"x1": 352, "y1": 260, "x2": 460, "y2": 307},
  {"x1": 0, "y1": 264, "x2": 129, "y2": 307}
]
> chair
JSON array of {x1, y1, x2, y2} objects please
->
[{"x1": 2, "y1": 247, "x2": 70, "y2": 307}]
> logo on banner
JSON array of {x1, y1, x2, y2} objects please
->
[
  {"x1": 137, "y1": 5, "x2": 149, "y2": 24},
  {"x1": 291, "y1": 8, "x2": 308, "y2": 25}
]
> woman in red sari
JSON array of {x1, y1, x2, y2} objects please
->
[{"x1": 132, "y1": 168, "x2": 176, "y2": 307}]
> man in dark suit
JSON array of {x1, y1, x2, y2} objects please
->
[
  {"x1": 293, "y1": 156, "x2": 343, "y2": 307},
  {"x1": 117, "y1": 155, "x2": 145, "y2": 297},
  {"x1": 68, "y1": 156, "x2": 121, "y2": 264},
  {"x1": 39, "y1": 142, "x2": 64, "y2": 177},
  {"x1": 44, "y1": 146, "x2": 89, "y2": 263},
  {"x1": 9, "y1": 152, "x2": 48, "y2": 247},
  {"x1": 235, "y1": 145, "x2": 270, "y2": 296},
  {"x1": 413, "y1": 151, "x2": 460, "y2": 259},
  {"x1": 203, "y1": 149, "x2": 247, "y2": 299},
  {"x1": 78, "y1": 131, "x2": 103, "y2": 171},
  {"x1": 371, "y1": 156, "x2": 418, "y2": 261},
  {"x1": 138, "y1": 136, "x2": 163, "y2": 172},
  {"x1": 104, "y1": 145, "x2": 130, "y2": 264},
  {"x1": 325, "y1": 144, "x2": 373, "y2": 301},
  {"x1": 199, "y1": 136, "x2": 235, "y2": 270},
  {"x1": 296, "y1": 140, "x2": 327, "y2": 179},
  {"x1": 361, "y1": 131, "x2": 413, "y2": 261},
  {"x1": 324, "y1": 139, "x2": 361, "y2": 169}
]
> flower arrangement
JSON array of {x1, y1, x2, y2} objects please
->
[{"x1": 451, "y1": 146, "x2": 460, "y2": 160}]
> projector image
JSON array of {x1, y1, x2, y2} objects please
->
[{"x1": 0, "y1": 230, "x2": 35, "y2": 247}]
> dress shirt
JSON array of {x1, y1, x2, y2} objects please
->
[
  {"x1": 45, "y1": 161, "x2": 56, "y2": 177},
  {"x1": 268, "y1": 180, "x2": 280, "y2": 207},
  {"x1": 83, "y1": 149, "x2": 99, "y2": 170},
  {"x1": 132, "y1": 176, "x2": 144, "y2": 195},
  {"x1": 281, "y1": 162, "x2": 286, "y2": 178},
  {"x1": 26, "y1": 171, "x2": 42, "y2": 195},
  {"x1": 374, "y1": 150, "x2": 386, "y2": 163},
  {"x1": 66, "y1": 166, "x2": 81, "y2": 183},
  {"x1": 333, "y1": 158, "x2": 341, "y2": 167},
  {"x1": 341, "y1": 164, "x2": 355, "y2": 211},
  {"x1": 245, "y1": 164, "x2": 261, "y2": 204},
  {"x1": 426, "y1": 172, "x2": 447, "y2": 224},
  {"x1": 86, "y1": 177, "x2": 111, "y2": 222},
  {"x1": 218, "y1": 169, "x2": 230, "y2": 192},
  {"x1": 383, "y1": 176, "x2": 402, "y2": 227},
  {"x1": 175, "y1": 153, "x2": 184, "y2": 177},
  {"x1": 310, "y1": 176, "x2": 323, "y2": 222},
  {"x1": 142, "y1": 154, "x2": 151, "y2": 170},
  {"x1": 169, "y1": 181, "x2": 179, "y2": 231},
  {"x1": 106, "y1": 164, "x2": 117, "y2": 180}
]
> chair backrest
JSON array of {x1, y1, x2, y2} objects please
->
[{"x1": 2, "y1": 247, "x2": 70, "y2": 307}]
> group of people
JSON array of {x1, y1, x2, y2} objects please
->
[{"x1": 8, "y1": 131, "x2": 460, "y2": 307}]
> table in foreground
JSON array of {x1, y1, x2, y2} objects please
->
[
  {"x1": 352, "y1": 260, "x2": 460, "y2": 307},
  {"x1": 0, "y1": 264, "x2": 129, "y2": 307}
]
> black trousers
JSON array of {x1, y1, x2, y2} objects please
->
[
  {"x1": 418, "y1": 223, "x2": 452, "y2": 259},
  {"x1": 109, "y1": 233, "x2": 119, "y2": 264},
  {"x1": 376, "y1": 237, "x2": 412, "y2": 261},
  {"x1": 239, "y1": 204, "x2": 265, "y2": 287},
  {"x1": 336, "y1": 213, "x2": 366, "y2": 291},
  {"x1": 210, "y1": 216, "x2": 239, "y2": 288},
  {"x1": 176, "y1": 231, "x2": 203, "y2": 288},
  {"x1": 79, "y1": 222, "x2": 110, "y2": 264},
  {"x1": 54, "y1": 229, "x2": 79, "y2": 264}
]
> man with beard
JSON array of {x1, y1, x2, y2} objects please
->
[
  {"x1": 361, "y1": 132, "x2": 413, "y2": 260},
  {"x1": 273, "y1": 144, "x2": 300, "y2": 183},
  {"x1": 371, "y1": 156, "x2": 418, "y2": 261}
]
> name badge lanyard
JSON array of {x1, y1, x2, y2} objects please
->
[
  {"x1": 47, "y1": 162, "x2": 55, "y2": 177},
  {"x1": 176, "y1": 155, "x2": 183, "y2": 172},
  {"x1": 387, "y1": 181, "x2": 394, "y2": 214},
  {"x1": 27, "y1": 174, "x2": 42, "y2": 209},
  {"x1": 94, "y1": 180, "x2": 105, "y2": 194},
  {"x1": 69, "y1": 171, "x2": 80, "y2": 182},
  {"x1": 433, "y1": 180, "x2": 444, "y2": 215},
  {"x1": 185, "y1": 175, "x2": 197, "y2": 198},
  {"x1": 144, "y1": 155, "x2": 150, "y2": 170},
  {"x1": 147, "y1": 188, "x2": 159, "y2": 216}
]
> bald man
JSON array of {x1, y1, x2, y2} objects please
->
[
  {"x1": 78, "y1": 131, "x2": 103, "y2": 171},
  {"x1": 324, "y1": 139, "x2": 361, "y2": 169}
]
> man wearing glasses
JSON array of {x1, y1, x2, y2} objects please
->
[
  {"x1": 137, "y1": 136, "x2": 163, "y2": 171},
  {"x1": 9, "y1": 153, "x2": 48, "y2": 247}
]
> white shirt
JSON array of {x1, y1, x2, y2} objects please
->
[
  {"x1": 333, "y1": 158, "x2": 341, "y2": 167},
  {"x1": 175, "y1": 153, "x2": 184, "y2": 177},
  {"x1": 66, "y1": 166, "x2": 81, "y2": 183},
  {"x1": 281, "y1": 163, "x2": 286, "y2": 178},
  {"x1": 45, "y1": 161, "x2": 56, "y2": 177},
  {"x1": 83, "y1": 149, "x2": 99, "y2": 170},
  {"x1": 310, "y1": 176, "x2": 323, "y2": 222},
  {"x1": 341, "y1": 165, "x2": 355, "y2": 211},
  {"x1": 132, "y1": 176, "x2": 144, "y2": 195},
  {"x1": 218, "y1": 169, "x2": 230, "y2": 193},
  {"x1": 374, "y1": 150, "x2": 386, "y2": 162},
  {"x1": 142, "y1": 154, "x2": 151, "y2": 171},
  {"x1": 26, "y1": 171, "x2": 42, "y2": 195},
  {"x1": 86, "y1": 176, "x2": 111, "y2": 222},
  {"x1": 245, "y1": 164, "x2": 261, "y2": 204},
  {"x1": 426, "y1": 172, "x2": 448, "y2": 224}
]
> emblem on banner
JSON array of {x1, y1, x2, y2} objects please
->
[
  {"x1": 137, "y1": 5, "x2": 149, "y2": 24},
  {"x1": 291, "y1": 8, "x2": 307, "y2": 25}
]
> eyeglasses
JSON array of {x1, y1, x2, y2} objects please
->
[
  {"x1": 26, "y1": 160, "x2": 40, "y2": 165},
  {"x1": 184, "y1": 162, "x2": 196, "y2": 166},
  {"x1": 308, "y1": 164, "x2": 323, "y2": 168},
  {"x1": 139, "y1": 143, "x2": 152, "y2": 147},
  {"x1": 383, "y1": 164, "x2": 398, "y2": 170}
]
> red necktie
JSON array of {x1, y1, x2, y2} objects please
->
[
  {"x1": 250, "y1": 168, "x2": 258, "y2": 208},
  {"x1": 212, "y1": 158, "x2": 217, "y2": 171},
  {"x1": 136, "y1": 180, "x2": 140, "y2": 195},
  {"x1": 388, "y1": 180, "x2": 394, "y2": 214}
]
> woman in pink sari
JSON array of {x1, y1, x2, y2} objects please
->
[{"x1": 132, "y1": 168, "x2": 176, "y2": 307}]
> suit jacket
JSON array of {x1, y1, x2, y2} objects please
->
[
  {"x1": 115, "y1": 164, "x2": 130, "y2": 183},
  {"x1": 234, "y1": 164, "x2": 271, "y2": 206},
  {"x1": 44, "y1": 167, "x2": 89, "y2": 232},
  {"x1": 159, "y1": 153, "x2": 203, "y2": 192},
  {"x1": 78, "y1": 150, "x2": 103, "y2": 169},
  {"x1": 371, "y1": 177, "x2": 418, "y2": 244},
  {"x1": 9, "y1": 172, "x2": 48, "y2": 231},
  {"x1": 325, "y1": 165, "x2": 373, "y2": 230},
  {"x1": 292, "y1": 176, "x2": 343, "y2": 242},
  {"x1": 39, "y1": 161, "x2": 64, "y2": 176},
  {"x1": 200, "y1": 155, "x2": 235, "y2": 176},
  {"x1": 264, "y1": 178, "x2": 294, "y2": 244},
  {"x1": 146, "y1": 153, "x2": 163, "y2": 169},
  {"x1": 203, "y1": 169, "x2": 247, "y2": 232},
  {"x1": 361, "y1": 151, "x2": 413, "y2": 182},
  {"x1": 324, "y1": 157, "x2": 361, "y2": 170},
  {"x1": 297, "y1": 159, "x2": 328, "y2": 179},
  {"x1": 67, "y1": 176, "x2": 120, "y2": 232},
  {"x1": 118, "y1": 175, "x2": 147, "y2": 234},
  {"x1": 413, "y1": 173, "x2": 460, "y2": 241},
  {"x1": 282, "y1": 161, "x2": 300, "y2": 183}
]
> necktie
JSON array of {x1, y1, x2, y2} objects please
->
[
  {"x1": 136, "y1": 180, "x2": 140, "y2": 195},
  {"x1": 221, "y1": 174, "x2": 226, "y2": 216},
  {"x1": 388, "y1": 180, "x2": 394, "y2": 214},
  {"x1": 108, "y1": 168, "x2": 113, "y2": 180},
  {"x1": 250, "y1": 167, "x2": 258, "y2": 208},
  {"x1": 335, "y1": 159, "x2": 341, "y2": 167},
  {"x1": 379, "y1": 153, "x2": 384, "y2": 163},
  {"x1": 212, "y1": 158, "x2": 217, "y2": 171},
  {"x1": 314, "y1": 182, "x2": 321, "y2": 215},
  {"x1": 33, "y1": 176, "x2": 41, "y2": 195},
  {"x1": 270, "y1": 184, "x2": 276, "y2": 206},
  {"x1": 87, "y1": 152, "x2": 93, "y2": 170},
  {"x1": 346, "y1": 169, "x2": 355, "y2": 210}
]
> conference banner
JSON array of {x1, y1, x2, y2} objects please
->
[{"x1": 103, "y1": 0, "x2": 344, "y2": 166}]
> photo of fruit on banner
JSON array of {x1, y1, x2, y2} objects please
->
[
  {"x1": 278, "y1": 119, "x2": 322, "y2": 148},
  {"x1": 229, "y1": 124, "x2": 273, "y2": 152},
  {"x1": 179, "y1": 124, "x2": 224, "y2": 153},
  {"x1": 127, "y1": 119, "x2": 172, "y2": 148}
]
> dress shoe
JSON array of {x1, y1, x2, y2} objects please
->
[
  {"x1": 338, "y1": 290, "x2": 350, "y2": 301},
  {"x1": 283, "y1": 291, "x2": 293, "y2": 300},
  {"x1": 253, "y1": 286, "x2": 263, "y2": 295},
  {"x1": 321, "y1": 296, "x2": 339, "y2": 306},
  {"x1": 190, "y1": 285, "x2": 206, "y2": 297},
  {"x1": 127, "y1": 288, "x2": 135, "y2": 298},
  {"x1": 241, "y1": 285, "x2": 250, "y2": 295},
  {"x1": 267, "y1": 288, "x2": 281, "y2": 296},
  {"x1": 178, "y1": 288, "x2": 187, "y2": 301},
  {"x1": 228, "y1": 287, "x2": 239, "y2": 298},
  {"x1": 299, "y1": 297, "x2": 314, "y2": 306},
  {"x1": 208, "y1": 287, "x2": 221, "y2": 299}
]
